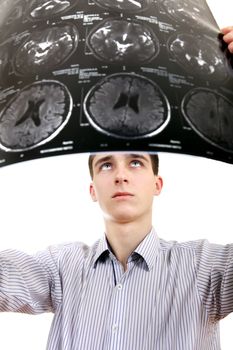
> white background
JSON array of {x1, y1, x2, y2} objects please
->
[{"x1": 1, "y1": 1, "x2": 233, "y2": 348}]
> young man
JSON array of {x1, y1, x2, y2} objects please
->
[{"x1": 0, "y1": 151, "x2": 233, "y2": 350}]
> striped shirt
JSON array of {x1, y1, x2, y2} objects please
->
[{"x1": 0, "y1": 228, "x2": 233, "y2": 349}]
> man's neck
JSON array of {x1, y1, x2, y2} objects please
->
[{"x1": 104, "y1": 218, "x2": 152, "y2": 271}]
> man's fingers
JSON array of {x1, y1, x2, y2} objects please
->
[
  {"x1": 222, "y1": 32, "x2": 233, "y2": 44},
  {"x1": 221, "y1": 26, "x2": 233, "y2": 35},
  {"x1": 228, "y1": 42, "x2": 233, "y2": 53},
  {"x1": 220, "y1": 27, "x2": 233, "y2": 53}
]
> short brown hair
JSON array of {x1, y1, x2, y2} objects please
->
[{"x1": 88, "y1": 153, "x2": 159, "y2": 179}]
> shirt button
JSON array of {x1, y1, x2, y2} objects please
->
[
  {"x1": 112, "y1": 324, "x2": 118, "y2": 332},
  {"x1": 116, "y1": 283, "x2": 122, "y2": 290}
]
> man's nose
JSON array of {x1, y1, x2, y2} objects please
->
[{"x1": 114, "y1": 166, "x2": 129, "y2": 184}]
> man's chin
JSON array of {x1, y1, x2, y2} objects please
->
[{"x1": 107, "y1": 210, "x2": 138, "y2": 224}]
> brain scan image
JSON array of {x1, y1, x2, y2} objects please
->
[
  {"x1": 84, "y1": 73, "x2": 170, "y2": 139},
  {"x1": 28, "y1": 0, "x2": 72, "y2": 19},
  {"x1": 14, "y1": 24, "x2": 79, "y2": 76},
  {"x1": 87, "y1": 19, "x2": 159, "y2": 64},
  {"x1": 0, "y1": 80, "x2": 72, "y2": 151},
  {"x1": 93, "y1": 0, "x2": 152, "y2": 13},
  {"x1": 182, "y1": 88, "x2": 233, "y2": 152},
  {"x1": 159, "y1": 0, "x2": 205, "y2": 25},
  {"x1": 168, "y1": 33, "x2": 228, "y2": 81}
]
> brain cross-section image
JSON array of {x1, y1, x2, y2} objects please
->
[
  {"x1": 84, "y1": 73, "x2": 170, "y2": 139},
  {"x1": 28, "y1": 0, "x2": 72, "y2": 19},
  {"x1": 0, "y1": 80, "x2": 72, "y2": 151},
  {"x1": 93, "y1": 0, "x2": 152, "y2": 13},
  {"x1": 14, "y1": 24, "x2": 79, "y2": 76},
  {"x1": 168, "y1": 33, "x2": 228, "y2": 81},
  {"x1": 88, "y1": 19, "x2": 159, "y2": 64},
  {"x1": 182, "y1": 88, "x2": 233, "y2": 152},
  {"x1": 160, "y1": 0, "x2": 205, "y2": 26}
]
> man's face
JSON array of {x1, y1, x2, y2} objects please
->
[{"x1": 89, "y1": 153, "x2": 163, "y2": 224}]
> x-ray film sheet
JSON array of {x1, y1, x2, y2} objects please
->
[{"x1": 0, "y1": 0, "x2": 232, "y2": 167}]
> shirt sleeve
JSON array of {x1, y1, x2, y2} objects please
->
[
  {"x1": 0, "y1": 245, "x2": 62, "y2": 314},
  {"x1": 194, "y1": 239, "x2": 233, "y2": 321}
]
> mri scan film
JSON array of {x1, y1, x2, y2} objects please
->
[{"x1": 0, "y1": 0, "x2": 233, "y2": 167}]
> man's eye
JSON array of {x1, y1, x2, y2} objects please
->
[
  {"x1": 100, "y1": 163, "x2": 112, "y2": 170},
  {"x1": 131, "y1": 160, "x2": 142, "y2": 167}
]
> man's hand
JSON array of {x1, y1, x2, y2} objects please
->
[{"x1": 221, "y1": 26, "x2": 233, "y2": 53}]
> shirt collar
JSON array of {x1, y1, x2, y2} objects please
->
[
  {"x1": 93, "y1": 227, "x2": 160, "y2": 271},
  {"x1": 93, "y1": 236, "x2": 110, "y2": 268},
  {"x1": 134, "y1": 227, "x2": 160, "y2": 271}
]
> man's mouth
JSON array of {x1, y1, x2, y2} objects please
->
[{"x1": 112, "y1": 192, "x2": 134, "y2": 198}]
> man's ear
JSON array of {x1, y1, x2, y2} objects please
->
[
  {"x1": 154, "y1": 176, "x2": 163, "y2": 196},
  {"x1": 90, "y1": 183, "x2": 98, "y2": 202}
]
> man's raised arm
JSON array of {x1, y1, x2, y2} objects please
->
[{"x1": 0, "y1": 246, "x2": 62, "y2": 314}]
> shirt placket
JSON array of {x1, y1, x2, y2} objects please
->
[{"x1": 104, "y1": 255, "x2": 136, "y2": 350}]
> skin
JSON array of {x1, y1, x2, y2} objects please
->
[
  {"x1": 89, "y1": 153, "x2": 163, "y2": 271},
  {"x1": 221, "y1": 26, "x2": 233, "y2": 53}
]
